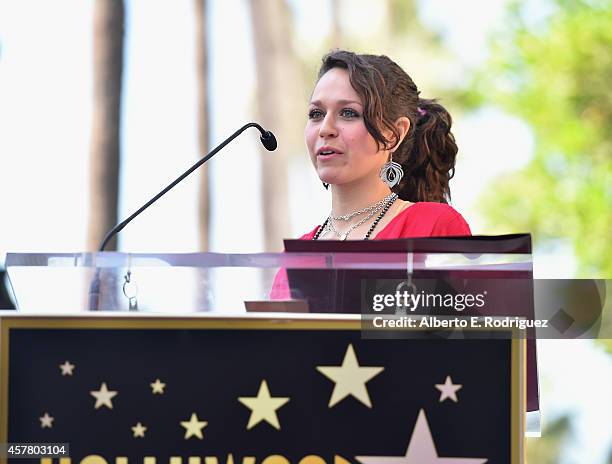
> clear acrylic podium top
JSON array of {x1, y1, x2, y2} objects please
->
[{"x1": 5, "y1": 250, "x2": 532, "y2": 313}]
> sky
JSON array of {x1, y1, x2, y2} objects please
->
[{"x1": 0, "y1": 0, "x2": 610, "y2": 460}]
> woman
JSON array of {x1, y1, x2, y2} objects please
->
[
  {"x1": 271, "y1": 50, "x2": 470, "y2": 298},
  {"x1": 304, "y1": 50, "x2": 469, "y2": 240}
]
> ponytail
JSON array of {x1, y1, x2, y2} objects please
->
[{"x1": 395, "y1": 98, "x2": 457, "y2": 203}]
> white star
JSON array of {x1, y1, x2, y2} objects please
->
[
  {"x1": 180, "y1": 412, "x2": 208, "y2": 440},
  {"x1": 238, "y1": 380, "x2": 290, "y2": 430},
  {"x1": 435, "y1": 376, "x2": 463, "y2": 403},
  {"x1": 356, "y1": 409, "x2": 487, "y2": 464},
  {"x1": 131, "y1": 422, "x2": 147, "y2": 438},
  {"x1": 316, "y1": 343, "x2": 384, "y2": 408},
  {"x1": 150, "y1": 378, "x2": 166, "y2": 394},
  {"x1": 90, "y1": 382, "x2": 118, "y2": 409},
  {"x1": 59, "y1": 361, "x2": 75, "y2": 376},
  {"x1": 39, "y1": 412, "x2": 54, "y2": 428}
]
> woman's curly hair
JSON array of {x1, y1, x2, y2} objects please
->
[{"x1": 318, "y1": 50, "x2": 458, "y2": 203}]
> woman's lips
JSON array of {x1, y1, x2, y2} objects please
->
[
  {"x1": 317, "y1": 151, "x2": 343, "y2": 161},
  {"x1": 316, "y1": 147, "x2": 344, "y2": 161}
]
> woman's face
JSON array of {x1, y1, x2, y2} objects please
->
[{"x1": 305, "y1": 68, "x2": 387, "y2": 187}]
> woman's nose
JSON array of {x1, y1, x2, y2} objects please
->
[{"x1": 319, "y1": 114, "x2": 338, "y2": 138}]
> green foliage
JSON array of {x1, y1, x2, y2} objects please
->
[
  {"x1": 387, "y1": 0, "x2": 439, "y2": 42},
  {"x1": 468, "y1": 0, "x2": 612, "y2": 278},
  {"x1": 526, "y1": 415, "x2": 571, "y2": 463}
]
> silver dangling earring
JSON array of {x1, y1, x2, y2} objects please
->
[{"x1": 379, "y1": 152, "x2": 404, "y2": 188}]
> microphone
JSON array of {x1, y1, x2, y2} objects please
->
[
  {"x1": 260, "y1": 130, "x2": 277, "y2": 151},
  {"x1": 98, "y1": 122, "x2": 277, "y2": 252},
  {"x1": 88, "y1": 122, "x2": 277, "y2": 311}
]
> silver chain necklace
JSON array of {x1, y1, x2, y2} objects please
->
[
  {"x1": 323, "y1": 193, "x2": 398, "y2": 240},
  {"x1": 330, "y1": 192, "x2": 396, "y2": 221}
]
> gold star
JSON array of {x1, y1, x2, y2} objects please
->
[
  {"x1": 150, "y1": 378, "x2": 166, "y2": 394},
  {"x1": 59, "y1": 361, "x2": 75, "y2": 376},
  {"x1": 90, "y1": 382, "x2": 118, "y2": 409},
  {"x1": 180, "y1": 412, "x2": 208, "y2": 440},
  {"x1": 39, "y1": 412, "x2": 54, "y2": 428},
  {"x1": 238, "y1": 380, "x2": 290, "y2": 430},
  {"x1": 131, "y1": 422, "x2": 147, "y2": 438},
  {"x1": 435, "y1": 375, "x2": 463, "y2": 403},
  {"x1": 316, "y1": 343, "x2": 384, "y2": 408},
  {"x1": 356, "y1": 409, "x2": 487, "y2": 464}
]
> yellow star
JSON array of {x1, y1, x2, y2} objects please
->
[
  {"x1": 39, "y1": 412, "x2": 54, "y2": 428},
  {"x1": 90, "y1": 382, "x2": 118, "y2": 409},
  {"x1": 435, "y1": 375, "x2": 463, "y2": 403},
  {"x1": 131, "y1": 422, "x2": 147, "y2": 438},
  {"x1": 316, "y1": 343, "x2": 384, "y2": 408},
  {"x1": 356, "y1": 409, "x2": 487, "y2": 464},
  {"x1": 59, "y1": 361, "x2": 75, "y2": 376},
  {"x1": 180, "y1": 412, "x2": 208, "y2": 439},
  {"x1": 238, "y1": 380, "x2": 290, "y2": 430},
  {"x1": 150, "y1": 378, "x2": 166, "y2": 394}
]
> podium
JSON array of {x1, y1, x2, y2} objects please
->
[{"x1": 2, "y1": 242, "x2": 532, "y2": 463}]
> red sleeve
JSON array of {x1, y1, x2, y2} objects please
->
[
  {"x1": 269, "y1": 268, "x2": 291, "y2": 300},
  {"x1": 269, "y1": 227, "x2": 320, "y2": 299},
  {"x1": 299, "y1": 226, "x2": 320, "y2": 241},
  {"x1": 431, "y1": 207, "x2": 471, "y2": 236}
]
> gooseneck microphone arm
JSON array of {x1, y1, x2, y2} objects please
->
[{"x1": 98, "y1": 122, "x2": 277, "y2": 252}]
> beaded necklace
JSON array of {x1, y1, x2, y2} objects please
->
[{"x1": 313, "y1": 195, "x2": 398, "y2": 240}]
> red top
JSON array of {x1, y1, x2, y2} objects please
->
[
  {"x1": 301, "y1": 202, "x2": 471, "y2": 240},
  {"x1": 270, "y1": 202, "x2": 471, "y2": 299}
]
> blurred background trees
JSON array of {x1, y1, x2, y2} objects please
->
[
  {"x1": 462, "y1": 0, "x2": 612, "y2": 357},
  {"x1": 87, "y1": 0, "x2": 125, "y2": 251},
  {"x1": 464, "y1": 0, "x2": 612, "y2": 278},
  {"x1": 250, "y1": 0, "x2": 303, "y2": 251},
  {"x1": 194, "y1": 0, "x2": 211, "y2": 250},
  {"x1": 525, "y1": 415, "x2": 572, "y2": 463}
]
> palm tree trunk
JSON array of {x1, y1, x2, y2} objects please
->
[
  {"x1": 330, "y1": 0, "x2": 342, "y2": 48},
  {"x1": 250, "y1": 0, "x2": 303, "y2": 251},
  {"x1": 194, "y1": 0, "x2": 210, "y2": 251},
  {"x1": 87, "y1": 0, "x2": 125, "y2": 251}
]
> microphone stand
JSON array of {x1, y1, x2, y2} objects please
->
[{"x1": 88, "y1": 122, "x2": 277, "y2": 311}]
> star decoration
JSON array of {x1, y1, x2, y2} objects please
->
[
  {"x1": 39, "y1": 412, "x2": 54, "y2": 428},
  {"x1": 150, "y1": 378, "x2": 166, "y2": 394},
  {"x1": 90, "y1": 382, "x2": 118, "y2": 409},
  {"x1": 435, "y1": 376, "x2": 463, "y2": 403},
  {"x1": 238, "y1": 380, "x2": 290, "y2": 430},
  {"x1": 316, "y1": 343, "x2": 384, "y2": 408},
  {"x1": 59, "y1": 361, "x2": 75, "y2": 376},
  {"x1": 131, "y1": 422, "x2": 147, "y2": 438},
  {"x1": 356, "y1": 409, "x2": 487, "y2": 464},
  {"x1": 180, "y1": 412, "x2": 208, "y2": 440}
]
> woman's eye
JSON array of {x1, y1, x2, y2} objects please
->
[
  {"x1": 308, "y1": 109, "x2": 324, "y2": 120},
  {"x1": 340, "y1": 108, "x2": 359, "y2": 118}
]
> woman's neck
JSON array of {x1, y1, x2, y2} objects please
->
[{"x1": 330, "y1": 177, "x2": 392, "y2": 217}]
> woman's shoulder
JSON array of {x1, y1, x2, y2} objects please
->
[
  {"x1": 411, "y1": 202, "x2": 471, "y2": 236},
  {"x1": 378, "y1": 201, "x2": 471, "y2": 238},
  {"x1": 408, "y1": 201, "x2": 464, "y2": 219}
]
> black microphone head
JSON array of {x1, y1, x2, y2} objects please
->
[{"x1": 260, "y1": 131, "x2": 277, "y2": 151}]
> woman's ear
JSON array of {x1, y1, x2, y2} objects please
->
[{"x1": 393, "y1": 116, "x2": 411, "y2": 149}]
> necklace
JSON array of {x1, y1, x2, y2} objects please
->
[
  {"x1": 364, "y1": 195, "x2": 397, "y2": 240},
  {"x1": 331, "y1": 193, "x2": 396, "y2": 221},
  {"x1": 327, "y1": 205, "x2": 382, "y2": 240},
  {"x1": 313, "y1": 194, "x2": 398, "y2": 241}
]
